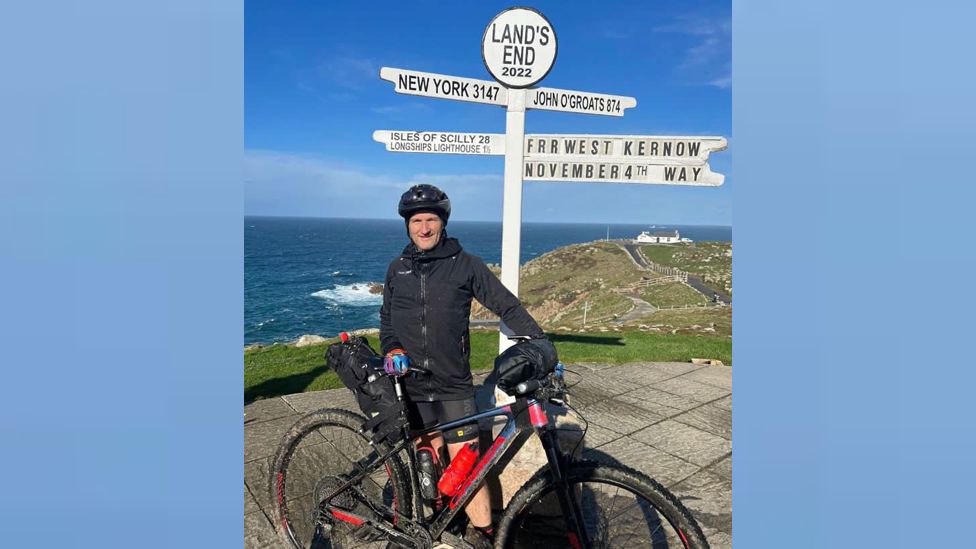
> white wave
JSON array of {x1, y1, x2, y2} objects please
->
[{"x1": 312, "y1": 282, "x2": 383, "y2": 307}]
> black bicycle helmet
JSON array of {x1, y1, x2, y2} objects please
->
[{"x1": 398, "y1": 184, "x2": 451, "y2": 224}]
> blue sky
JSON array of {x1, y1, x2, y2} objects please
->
[{"x1": 245, "y1": 0, "x2": 731, "y2": 225}]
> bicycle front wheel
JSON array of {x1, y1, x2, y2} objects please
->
[
  {"x1": 496, "y1": 461, "x2": 709, "y2": 548},
  {"x1": 268, "y1": 408, "x2": 412, "y2": 549}
]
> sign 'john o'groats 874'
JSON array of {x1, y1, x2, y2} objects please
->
[{"x1": 481, "y1": 7, "x2": 557, "y2": 89}]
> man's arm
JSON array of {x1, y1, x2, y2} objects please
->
[
  {"x1": 379, "y1": 262, "x2": 403, "y2": 354},
  {"x1": 469, "y1": 257, "x2": 544, "y2": 338}
]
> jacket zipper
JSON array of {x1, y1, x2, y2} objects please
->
[{"x1": 419, "y1": 263, "x2": 432, "y2": 400}]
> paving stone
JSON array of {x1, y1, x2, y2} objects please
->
[
  {"x1": 682, "y1": 365, "x2": 732, "y2": 390},
  {"x1": 652, "y1": 376, "x2": 731, "y2": 404},
  {"x1": 631, "y1": 420, "x2": 732, "y2": 467},
  {"x1": 566, "y1": 382, "x2": 611, "y2": 408},
  {"x1": 649, "y1": 361, "x2": 706, "y2": 378},
  {"x1": 245, "y1": 483, "x2": 261, "y2": 515},
  {"x1": 577, "y1": 398, "x2": 665, "y2": 435},
  {"x1": 601, "y1": 362, "x2": 682, "y2": 385},
  {"x1": 582, "y1": 437, "x2": 701, "y2": 487},
  {"x1": 712, "y1": 394, "x2": 732, "y2": 412},
  {"x1": 580, "y1": 421, "x2": 624, "y2": 449},
  {"x1": 711, "y1": 455, "x2": 732, "y2": 481},
  {"x1": 670, "y1": 470, "x2": 732, "y2": 534},
  {"x1": 282, "y1": 389, "x2": 357, "y2": 414},
  {"x1": 244, "y1": 509, "x2": 279, "y2": 549},
  {"x1": 702, "y1": 527, "x2": 732, "y2": 549},
  {"x1": 244, "y1": 457, "x2": 272, "y2": 511},
  {"x1": 574, "y1": 373, "x2": 638, "y2": 398},
  {"x1": 571, "y1": 362, "x2": 616, "y2": 372},
  {"x1": 245, "y1": 415, "x2": 301, "y2": 463},
  {"x1": 672, "y1": 402, "x2": 732, "y2": 440},
  {"x1": 244, "y1": 397, "x2": 298, "y2": 425},
  {"x1": 619, "y1": 386, "x2": 701, "y2": 415}
]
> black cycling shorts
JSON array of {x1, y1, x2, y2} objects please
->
[{"x1": 406, "y1": 397, "x2": 479, "y2": 443}]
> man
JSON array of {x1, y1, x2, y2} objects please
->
[{"x1": 379, "y1": 184, "x2": 547, "y2": 547}]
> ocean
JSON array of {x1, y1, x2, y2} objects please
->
[{"x1": 245, "y1": 217, "x2": 731, "y2": 345}]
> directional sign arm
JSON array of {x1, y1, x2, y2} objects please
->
[
  {"x1": 526, "y1": 87, "x2": 637, "y2": 117},
  {"x1": 373, "y1": 130, "x2": 506, "y2": 156},
  {"x1": 523, "y1": 134, "x2": 727, "y2": 165},
  {"x1": 522, "y1": 159, "x2": 725, "y2": 186},
  {"x1": 379, "y1": 67, "x2": 508, "y2": 106}
]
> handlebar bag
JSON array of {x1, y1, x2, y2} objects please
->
[
  {"x1": 493, "y1": 338, "x2": 559, "y2": 394},
  {"x1": 325, "y1": 336, "x2": 405, "y2": 443}
]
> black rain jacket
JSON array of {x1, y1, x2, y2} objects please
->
[{"x1": 380, "y1": 237, "x2": 543, "y2": 402}]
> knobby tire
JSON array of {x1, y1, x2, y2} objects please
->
[
  {"x1": 495, "y1": 460, "x2": 710, "y2": 548},
  {"x1": 268, "y1": 408, "x2": 413, "y2": 549}
]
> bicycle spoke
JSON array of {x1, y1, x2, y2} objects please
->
[
  {"x1": 272, "y1": 411, "x2": 411, "y2": 549},
  {"x1": 508, "y1": 479, "x2": 695, "y2": 547}
]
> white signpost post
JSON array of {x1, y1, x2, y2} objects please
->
[{"x1": 375, "y1": 7, "x2": 727, "y2": 353}]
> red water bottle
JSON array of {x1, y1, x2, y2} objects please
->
[{"x1": 437, "y1": 442, "x2": 479, "y2": 497}]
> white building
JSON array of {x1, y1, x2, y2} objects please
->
[{"x1": 635, "y1": 230, "x2": 684, "y2": 244}]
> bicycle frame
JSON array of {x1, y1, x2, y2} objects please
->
[{"x1": 319, "y1": 380, "x2": 592, "y2": 548}]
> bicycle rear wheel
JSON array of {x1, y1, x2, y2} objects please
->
[
  {"x1": 268, "y1": 408, "x2": 413, "y2": 549},
  {"x1": 496, "y1": 461, "x2": 709, "y2": 548}
]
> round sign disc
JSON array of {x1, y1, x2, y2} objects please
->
[{"x1": 481, "y1": 7, "x2": 557, "y2": 89}]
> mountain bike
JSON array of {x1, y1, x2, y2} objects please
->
[{"x1": 268, "y1": 362, "x2": 710, "y2": 548}]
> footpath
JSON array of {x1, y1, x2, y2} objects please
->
[
  {"x1": 245, "y1": 361, "x2": 732, "y2": 548},
  {"x1": 619, "y1": 242, "x2": 732, "y2": 305}
]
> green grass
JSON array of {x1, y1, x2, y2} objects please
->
[
  {"x1": 638, "y1": 242, "x2": 732, "y2": 296},
  {"x1": 551, "y1": 331, "x2": 731, "y2": 365},
  {"x1": 638, "y1": 245, "x2": 680, "y2": 266},
  {"x1": 517, "y1": 242, "x2": 645, "y2": 326},
  {"x1": 244, "y1": 329, "x2": 731, "y2": 403},
  {"x1": 639, "y1": 281, "x2": 709, "y2": 308},
  {"x1": 639, "y1": 307, "x2": 733, "y2": 337}
]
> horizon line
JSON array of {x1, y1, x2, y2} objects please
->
[{"x1": 244, "y1": 214, "x2": 732, "y2": 228}]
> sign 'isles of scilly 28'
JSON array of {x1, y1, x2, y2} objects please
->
[{"x1": 372, "y1": 7, "x2": 727, "y2": 349}]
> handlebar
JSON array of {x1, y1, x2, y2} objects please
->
[
  {"x1": 514, "y1": 379, "x2": 541, "y2": 395},
  {"x1": 514, "y1": 362, "x2": 566, "y2": 399}
]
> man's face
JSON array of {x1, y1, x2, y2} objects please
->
[{"x1": 408, "y1": 212, "x2": 443, "y2": 252}]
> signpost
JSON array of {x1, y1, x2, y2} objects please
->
[{"x1": 374, "y1": 7, "x2": 728, "y2": 352}]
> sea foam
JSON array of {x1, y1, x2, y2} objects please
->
[{"x1": 311, "y1": 282, "x2": 383, "y2": 307}]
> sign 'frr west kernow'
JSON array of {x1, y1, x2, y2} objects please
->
[{"x1": 374, "y1": 7, "x2": 727, "y2": 351}]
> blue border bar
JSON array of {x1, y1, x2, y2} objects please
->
[{"x1": 0, "y1": 2, "x2": 242, "y2": 547}]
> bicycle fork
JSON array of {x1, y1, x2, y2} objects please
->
[{"x1": 531, "y1": 400, "x2": 592, "y2": 549}]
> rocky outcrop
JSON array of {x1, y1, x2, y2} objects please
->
[{"x1": 293, "y1": 334, "x2": 328, "y2": 347}]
